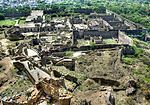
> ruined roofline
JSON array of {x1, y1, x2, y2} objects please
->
[{"x1": 106, "y1": 9, "x2": 146, "y2": 29}]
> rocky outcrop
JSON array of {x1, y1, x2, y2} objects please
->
[{"x1": 125, "y1": 80, "x2": 137, "y2": 96}]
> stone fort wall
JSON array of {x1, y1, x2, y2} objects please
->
[{"x1": 73, "y1": 30, "x2": 119, "y2": 39}]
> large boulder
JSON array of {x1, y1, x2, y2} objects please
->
[{"x1": 125, "y1": 80, "x2": 137, "y2": 96}]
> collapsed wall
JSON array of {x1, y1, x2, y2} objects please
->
[
  {"x1": 122, "y1": 29, "x2": 147, "y2": 40},
  {"x1": 1, "y1": 78, "x2": 72, "y2": 105},
  {"x1": 119, "y1": 31, "x2": 133, "y2": 45},
  {"x1": 106, "y1": 10, "x2": 144, "y2": 29}
]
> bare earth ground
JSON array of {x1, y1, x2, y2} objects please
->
[{"x1": 71, "y1": 49, "x2": 150, "y2": 105}]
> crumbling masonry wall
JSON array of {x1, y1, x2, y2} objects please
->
[{"x1": 73, "y1": 30, "x2": 118, "y2": 39}]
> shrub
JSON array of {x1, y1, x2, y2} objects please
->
[{"x1": 132, "y1": 46, "x2": 143, "y2": 57}]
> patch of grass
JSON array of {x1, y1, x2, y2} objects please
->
[
  {"x1": 122, "y1": 57, "x2": 135, "y2": 65},
  {"x1": 45, "y1": 14, "x2": 51, "y2": 21},
  {"x1": 124, "y1": 97, "x2": 136, "y2": 105},
  {"x1": 0, "y1": 20, "x2": 16, "y2": 26},
  {"x1": 131, "y1": 63, "x2": 150, "y2": 84},
  {"x1": 19, "y1": 19, "x2": 25, "y2": 25},
  {"x1": 19, "y1": 17, "x2": 26, "y2": 20},
  {"x1": 133, "y1": 69, "x2": 141, "y2": 75},
  {"x1": 0, "y1": 77, "x2": 32, "y2": 97},
  {"x1": 103, "y1": 39, "x2": 117, "y2": 44},
  {"x1": 133, "y1": 38, "x2": 150, "y2": 49},
  {"x1": 143, "y1": 78, "x2": 150, "y2": 84},
  {"x1": 77, "y1": 40, "x2": 91, "y2": 46},
  {"x1": 77, "y1": 80, "x2": 99, "y2": 91},
  {"x1": 140, "y1": 55, "x2": 150, "y2": 66},
  {"x1": 132, "y1": 45, "x2": 143, "y2": 57},
  {"x1": 65, "y1": 51, "x2": 73, "y2": 57},
  {"x1": 89, "y1": 41, "x2": 96, "y2": 47},
  {"x1": 53, "y1": 66, "x2": 86, "y2": 83}
]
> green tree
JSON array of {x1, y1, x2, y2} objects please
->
[{"x1": 0, "y1": 13, "x2": 5, "y2": 20}]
